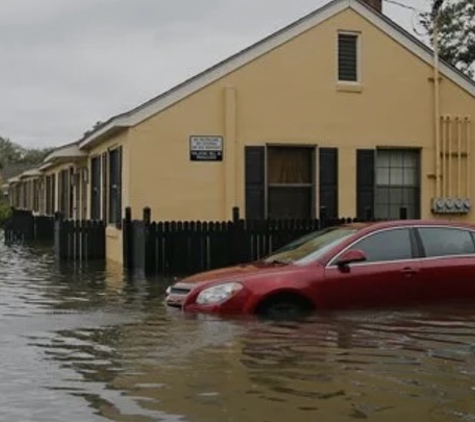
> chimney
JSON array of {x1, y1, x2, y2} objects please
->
[{"x1": 363, "y1": 0, "x2": 382, "y2": 13}]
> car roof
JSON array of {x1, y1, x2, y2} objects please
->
[{"x1": 339, "y1": 219, "x2": 475, "y2": 233}]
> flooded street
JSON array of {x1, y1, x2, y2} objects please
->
[{"x1": 1, "y1": 237, "x2": 475, "y2": 421}]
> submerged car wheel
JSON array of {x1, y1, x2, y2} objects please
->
[{"x1": 256, "y1": 293, "x2": 314, "y2": 320}]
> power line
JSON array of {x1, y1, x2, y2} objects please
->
[
  {"x1": 382, "y1": 0, "x2": 429, "y2": 38},
  {"x1": 382, "y1": 0, "x2": 424, "y2": 13}
]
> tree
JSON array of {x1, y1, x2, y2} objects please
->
[
  {"x1": 0, "y1": 137, "x2": 24, "y2": 169},
  {"x1": 420, "y1": 0, "x2": 475, "y2": 78},
  {"x1": 0, "y1": 136, "x2": 53, "y2": 169}
]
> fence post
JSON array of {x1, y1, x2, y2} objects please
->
[
  {"x1": 232, "y1": 210, "x2": 246, "y2": 264},
  {"x1": 21, "y1": 211, "x2": 35, "y2": 242},
  {"x1": 365, "y1": 207, "x2": 373, "y2": 222},
  {"x1": 54, "y1": 212, "x2": 65, "y2": 260},
  {"x1": 232, "y1": 206, "x2": 240, "y2": 223},
  {"x1": 399, "y1": 207, "x2": 408, "y2": 220},
  {"x1": 320, "y1": 206, "x2": 327, "y2": 229},
  {"x1": 122, "y1": 207, "x2": 133, "y2": 272},
  {"x1": 143, "y1": 207, "x2": 155, "y2": 275}
]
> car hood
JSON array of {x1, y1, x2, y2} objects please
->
[{"x1": 176, "y1": 262, "x2": 302, "y2": 286}]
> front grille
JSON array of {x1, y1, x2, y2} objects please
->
[
  {"x1": 169, "y1": 287, "x2": 191, "y2": 295},
  {"x1": 165, "y1": 284, "x2": 192, "y2": 309}
]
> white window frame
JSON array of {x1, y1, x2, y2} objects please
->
[{"x1": 336, "y1": 30, "x2": 362, "y2": 85}]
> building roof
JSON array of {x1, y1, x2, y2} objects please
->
[
  {"x1": 78, "y1": 0, "x2": 475, "y2": 149},
  {"x1": 42, "y1": 141, "x2": 87, "y2": 164},
  {"x1": 0, "y1": 163, "x2": 36, "y2": 181}
]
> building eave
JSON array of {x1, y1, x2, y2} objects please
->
[
  {"x1": 19, "y1": 169, "x2": 43, "y2": 179},
  {"x1": 79, "y1": 124, "x2": 128, "y2": 150},
  {"x1": 43, "y1": 141, "x2": 87, "y2": 164},
  {"x1": 38, "y1": 162, "x2": 54, "y2": 172}
]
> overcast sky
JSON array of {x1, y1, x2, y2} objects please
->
[{"x1": 0, "y1": 0, "x2": 430, "y2": 148}]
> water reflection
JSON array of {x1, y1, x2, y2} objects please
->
[{"x1": 2, "y1": 237, "x2": 475, "y2": 421}]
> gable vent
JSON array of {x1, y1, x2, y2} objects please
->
[{"x1": 338, "y1": 33, "x2": 358, "y2": 82}]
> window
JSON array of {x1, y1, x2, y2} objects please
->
[
  {"x1": 348, "y1": 228, "x2": 413, "y2": 263},
  {"x1": 267, "y1": 147, "x2": 315, "y2": 219},
  {"x1": 338, "y1": 33, "x2": 358, "y2": 82},
  {"x1": 375, "y1": 149, "x2": 420, "y2": 220},
  {"x1": 418, "y1": 227, "x2": 475, "y2": 257},
  {"x1": 108, "y1": 147, "x2": 122, "y2": 225}
]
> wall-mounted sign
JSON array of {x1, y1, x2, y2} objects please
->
[{"x1": 190, "y1": 136, "x2": 223, "y2": 161}]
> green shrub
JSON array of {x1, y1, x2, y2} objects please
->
[{"x1": 0, "y1": 203, "x2": 12, "y2": 227}]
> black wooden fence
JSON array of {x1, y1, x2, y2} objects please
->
[
  {"x1": 54, "y1": 213, "x2": 106, "y2": 261},
  {"x1": 4, "y1": 209, "x2": 55, "y2": 245},
  {"x1": 123, "y1": 207, "x2": 365, "y2": 276},
  {"x1": 3, "y1": 209, "x2": 105, "y2": 261}
]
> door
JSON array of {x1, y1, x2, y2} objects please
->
[
  {"x1": 322, "y1": 227, "x2": 421, "y2": 309},
  {"x1": 416, "y1": 226, "x2": 475, "y2": 302}
]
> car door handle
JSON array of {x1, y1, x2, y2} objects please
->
[{"x1": 400, "y1": 267, "x2": 419, "y2": 276}]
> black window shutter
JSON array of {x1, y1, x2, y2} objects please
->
[
  {"x1": 245, "y1": 146, "x2": 265, "y2": 220},
  {"x1": 52, "y1": 174, "x2": 56, "y2": 215},
  {"x1": 319, "y1": 148, "x2": 338, "y2": 218},
  {"x1": 338, "y1": 34, "x2": 358, "y2": 82},
  {"x1": 101, "y1": 153, "x2": 108, "y2": 223},
  {"x1": 117, "y1": 146, "x2": 122, "y2": 225},
  {"x1": 356, "y1": 149, "x2": 375, "y2": 220},
  {"x1": 91, "y1": 157, "x2": 101, "y2": 220}
]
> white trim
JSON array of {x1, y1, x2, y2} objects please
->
[
  {"x1": 336, "y1": 30, "x2": 361, "y2": 84},
  {"x1": 78, "y1": 0, "x2": 475, "y2": 150}
]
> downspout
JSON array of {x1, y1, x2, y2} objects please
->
[
  {"x1": 224, "y1": 86, "x2": 237, "y2": 220},
  {"x1": 434, "y1": 22, "x2": 442, "y2": 198},
  {"x1": 467, "y1": 118, "x2": 471, "y2": 198},
  {"x1": 457, "y1": 117, "x2": 462, "y2": 198},
  {"x1": 441, "y1": 116, "x2": 447, "y2": 197},
  {"x1": 447, "y1": 116, "x2": 451, "y2": 197}
]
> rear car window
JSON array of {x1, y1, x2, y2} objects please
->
[{"x1": 418, "y1": 227, "x2": 475, "y2": 258}]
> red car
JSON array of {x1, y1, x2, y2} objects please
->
[{"x1": 165, "y1": 220, "x2": 475, "y2": 318}]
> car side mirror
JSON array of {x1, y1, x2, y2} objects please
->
[{"x1": 336, "y1": 249, "x2": 367, "y2": 269}]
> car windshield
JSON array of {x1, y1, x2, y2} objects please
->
[{"x1": 263, "y1": 227, "x2": 358, "y2": 265}]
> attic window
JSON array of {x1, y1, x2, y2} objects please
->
[{"x1": 338, "y1": 33, "x2": 358, "y2": 82}]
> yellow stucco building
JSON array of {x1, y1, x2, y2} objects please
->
[{"x1": 6, "y1": 0, "x2": 475, "y2": 263}]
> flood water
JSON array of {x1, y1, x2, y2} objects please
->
[{"x1": 1, "y1": 236, "x2": 475, "y2": 421}]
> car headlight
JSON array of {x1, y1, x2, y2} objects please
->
[{"x1": 196, "y1": 282, "x2": 243, "y2": 305}]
